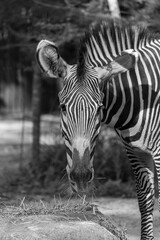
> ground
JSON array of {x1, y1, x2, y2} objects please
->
[
  {"x1": 0, "y1": 115, "x2": 159, "y2": 239},
  {"x1": 0, "y1": 196, "x2": 159, "y2": 239},
  {"x1": 96, "y1": 197, "x2": 160, "y2": 240}
]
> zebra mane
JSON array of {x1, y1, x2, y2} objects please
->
[{"x1": 77, "y1": 21, "x2": 160, "y2": 79}]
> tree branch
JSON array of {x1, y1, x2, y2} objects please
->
[{"x1": 33, "y1": 0, "x2": 69, "y2": 10}]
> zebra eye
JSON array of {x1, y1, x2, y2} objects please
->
[
  {"x1": 87, "y1": 171, "x2": 94, "y2": 183},
  {"x1": 69, "y1": 172, "x2": 76, "y2": 182},
  {"x1": 97, "y1": 105, "x2": 104, "y2": 120},
  {"x1": 60, "y1": 104, "x2": 66, "y2": 113},
  {"x1": 97, "y1": 106, "x2": 102, "y2": 114}
]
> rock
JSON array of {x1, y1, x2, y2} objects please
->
[{"x1": 0, "y1": 215, "x2": 119, "y2": 240}]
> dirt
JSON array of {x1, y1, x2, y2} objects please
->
[{"x1": 96, "y1": 197, "x2": 160, "y2": 240}]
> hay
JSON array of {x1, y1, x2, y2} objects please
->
[{"x1": 0, "y1": 197, "x2": 127, "y2": 240}]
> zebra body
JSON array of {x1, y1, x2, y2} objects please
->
[{"x1": 36, "y1": 22, "x2": 160, "y2": 240}]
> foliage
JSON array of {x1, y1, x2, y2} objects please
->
[
  {"x1": 37, "y1": 144, "x2": 67, "y2": 186},
  {"x1": 95, "y1": 126, "x2": 133, "y2": 183},
  {"x1": 1, "y1": 0, "x2": 160, "y2": 197},
  {"x1": 34, "y1": 127, "x2": 135, "y2": 194},
  {"x1": 1, "y1": 0, "x2": 160, "y2": 112},
  {"x1": 0, "y1": 127, "x2": 136, "y2": 197},
  {"x1": 96, "y1": 179, "x2": 136, "y2": 198},
  {"x1": 1, "y1": 0, "x2": 160, "y2": 78}
]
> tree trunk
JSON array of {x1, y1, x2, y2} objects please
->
[
  {"x1": 107, "y1": 0, "x2": 121, "y2": 18},
  {"x1": 32, "y1": 63, "x2": 42, "y2": 175}
]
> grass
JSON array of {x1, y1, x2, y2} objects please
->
[
  {"x1": 0, "y1": 196, "x2": 127, "y2": 240},
  {"x1": 0, "y1": 196, "x2": 94, "y2": 220}
]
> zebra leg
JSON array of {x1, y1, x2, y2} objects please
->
[
  {"x1": 153, "y1": 155, "x2": 160, "y2": 211},
  {"x1": 135, "y1": 169, "x2": 155, "y2": 240},
  {"x1": 126, "y1": 147, "x2": 155, "y2": 240}
]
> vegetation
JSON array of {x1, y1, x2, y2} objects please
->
[
  {"x1": 1, "y1": 0, "x2": 160, "y2": 112},
  {"x1": 0, "y1": 0, "x2": 160, "y2": 197},
  {"x1": 0, "y1": 197, "x2": 127, "y2": 239},
  {"x1": 0, "y1": 126, "x2": 136, "y2": 198}
]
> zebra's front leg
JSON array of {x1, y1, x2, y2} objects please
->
[
  {"x1": 135, "y1": 171, "x2": 155, "y2": 240},
  {"x1": 125, "y1": 146, "x2": 155, "y2": 240},
  {"x1": 131, "y1": 158, "x2": 155, "y2": 240}
]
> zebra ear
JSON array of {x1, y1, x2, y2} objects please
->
[
  {"x1": 36, "y1": 40, "x2": 69, "y2": 78},
  {"x1": 95, "y1": 49, "x2": 139, "y2": 81}
]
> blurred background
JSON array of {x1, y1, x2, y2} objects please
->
[{"x1": 0, "y1": 0, "x2": 159, "y2": 199}]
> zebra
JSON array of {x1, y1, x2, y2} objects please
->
[{"x1": 36, "y1": 22, "x2": 160, "y2": 240}]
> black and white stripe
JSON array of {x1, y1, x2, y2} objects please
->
[
  {"x1": 59, "y1": 65, "x2": 103, "y2": 161},
  {"x1": 59, "y1": 22, "x2": 160, "y2": 239}
]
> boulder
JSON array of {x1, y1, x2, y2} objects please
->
[
  {"x1": 0, "y1": 215, "x2": 119, "y2": 240},
  {"x1": 0, "y1": 200, "x2": 127, "y2": 240}
]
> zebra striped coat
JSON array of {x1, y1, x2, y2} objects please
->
[{"x1": 36, "y1": 22, "x2": 160, "y2": 240}]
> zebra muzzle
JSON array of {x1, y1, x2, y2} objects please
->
[{"x1": 67, "y1": 147, "x2": 94, "y2": 193}]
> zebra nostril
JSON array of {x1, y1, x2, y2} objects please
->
[
  {"x1": 70, "y1": 180, "x2": 78, "y2": 193},
  {"x1": 69, "y1": 171, "x2": 76, "y2": 182},
  {"x1": 87, "y1": 170, "x2": 94, "y2": 183},
  {"x1": 68, "y1": 172, "x2": 78, "y2": 191}
]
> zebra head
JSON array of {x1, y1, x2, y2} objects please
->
[{"x1": 36, "y1": 39, "x2": 138, "y2": 194}]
